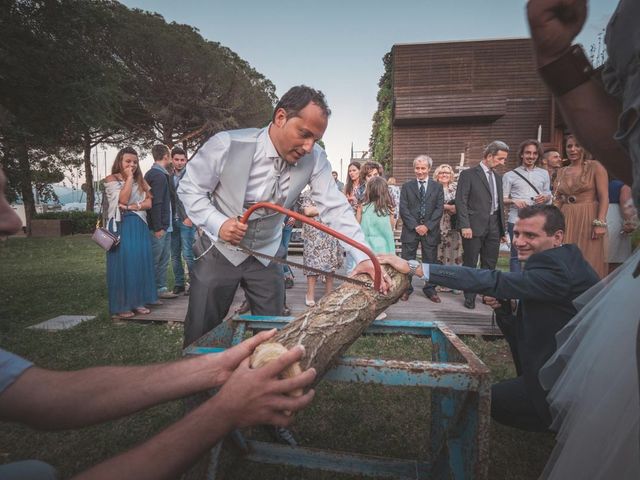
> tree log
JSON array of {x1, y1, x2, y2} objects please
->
[{"x1": 250, "y1": 265, "x2": 409, "y2": 382}]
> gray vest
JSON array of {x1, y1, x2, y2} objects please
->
[{"x1": 212, "y1": 128, "x2": 314, "y2": 266}]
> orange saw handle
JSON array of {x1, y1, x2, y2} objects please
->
[{"x1": 239, "y1": 202, "x2": 382, "y2": 291}]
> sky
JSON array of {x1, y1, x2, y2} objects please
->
[{"x1": 106, "y1": 0, "x2": 617, "y2": 182}]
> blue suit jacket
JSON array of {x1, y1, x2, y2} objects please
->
[{"x1": 428, "y1": 244, "x2": 599, "y2": 421}]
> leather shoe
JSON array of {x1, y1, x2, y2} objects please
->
[
  {"x1": 235, "y1": 300, "x2": 250, "y2": 314},
  {"x1": 272, "y1": 426, "x2": 298, "y2": 447},
  {"x1": 172, "y1": 285, "x2": 185, "y2": 295},
  {"x1": 464, "y1": 297, "x2": 476, "y2": 309},
  {"x1": 424, "y1": 291, "x2": 441, "y2": 303}
]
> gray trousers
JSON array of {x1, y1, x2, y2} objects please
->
[{"x1": 183, "y1": 234, "x2": 284, "y2": 347}]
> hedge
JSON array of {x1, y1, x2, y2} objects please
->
[{"x1": 34, "y1": 211, "x2": 99, "y2": 234}]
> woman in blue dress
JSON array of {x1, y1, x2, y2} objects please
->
[{"x1": 104, "y1": 147, "x2": 157, "y2": 319}]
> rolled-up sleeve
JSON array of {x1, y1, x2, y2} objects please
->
[
  {"x1": 309, "y1": 148, "x2": 369, "y2": 264},
  {"x1": 177, "y1": 133, "x2": 230, "y2": 241},
  {"x1": 0, "y1": 349, "x2": 33, "y2": 394}
]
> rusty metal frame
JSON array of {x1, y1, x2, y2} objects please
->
[{"x1": 185, "y1": 316, "x2": 491, "y2": 480}]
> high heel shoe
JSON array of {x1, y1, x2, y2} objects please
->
[{"x1": 305, "y1": 296, "x2": 316, "y2": 307}]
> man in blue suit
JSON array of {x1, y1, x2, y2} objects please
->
[
  {"x1": 399, "y1": 155, "x2": 444, "y2": 302},
  {"x1": 379, "y1": 205, "x2": 599, "y2": 431}
]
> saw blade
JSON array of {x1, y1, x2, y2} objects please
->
[{"x1": 227, "y1": 244, "x2": 371, "y2": 288}]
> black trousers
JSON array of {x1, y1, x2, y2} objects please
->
[
  {"x1": 491, "y1": 377, "x2": 550, "y2": 432},
  {"x1": 401, "y1": 233, "x2": 438, "y2": 294},
  {"x1": 183, "y1": 235, "x2": 284, "y2": 347},
  {"x1": 461, "y1": 214, "x2": 501, "y2": 300}
]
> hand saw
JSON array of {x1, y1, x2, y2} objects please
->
[
  {"x1": 225, "y1": 243, "x2": 371, "y2": 288},
  {"x1": 235, "y1": 202, "x2": 382, "y2": 291}
]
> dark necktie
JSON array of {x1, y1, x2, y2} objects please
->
[
  {"x1": 487, "y1": 170, "x2": 496, "y2": 213},
  {"x1": 419, "y1": 181, "x2": 426, "y2": 221}
]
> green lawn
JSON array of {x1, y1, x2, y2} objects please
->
[{"x1": 0, "y1": 235, "x2": 554, "y2": 479}]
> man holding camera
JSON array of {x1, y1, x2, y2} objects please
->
[{"x1": 378, "y1": 205, "x2": 599, "y2": 431}]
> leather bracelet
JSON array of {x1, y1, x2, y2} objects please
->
[{"x1": 538, "y1": 45, "x2": 594, "y2": 97}]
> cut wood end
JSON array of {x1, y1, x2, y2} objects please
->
[{"x1": 250, "y1": 342, "x2": 304, "y2": 397}]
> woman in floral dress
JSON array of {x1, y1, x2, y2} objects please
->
[{"x1": 299, "y1": 189, "x2": 344, "y2": 306}]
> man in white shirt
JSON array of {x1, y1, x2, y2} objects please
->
[
  {"x1": 178, "y1": 86, "x2": 387, "y2": 348},
  {"x1": 502, "y1": 140, "x2": 552, "y2": 272}
]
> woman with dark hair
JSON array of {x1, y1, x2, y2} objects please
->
[
  {"x1": 104, "y1": 147, "x2": 157, "y2": 319},
  {"x1": 343, "y1": 161, "x2": 361, "y2": 211},
  {"x1": 356, "y1": 176, "x2": 395, "y2": 254},
  {"x1": 354, "y1": 161, "x2": 383, "y2": 204},
  {"x1": 553, "y1": 135, "x2": 609, "y2": 278}
]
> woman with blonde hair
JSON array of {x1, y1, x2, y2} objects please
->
[
  {"x1": 104, "y1": 147, "x2": 157, "y2": 319},
  {"x1": 433, "y1": 164, "x2": 463, "y2": 292},
  {"x1": 553, "y1": 135, "x2": 609, "y2": 278}
]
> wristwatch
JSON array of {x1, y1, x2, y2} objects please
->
[{"x1": 407, "y1": 260, "x2": 420, "y2": 277}]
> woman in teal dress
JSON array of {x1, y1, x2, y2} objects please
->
[{"x1": 357, "y1": 176, "x2": 396, "y2": 254}]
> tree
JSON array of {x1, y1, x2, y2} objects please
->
[
  {"x1": 109, "y1": 8, "x2": 276, "y2": 153},
  {"x1": 369, "y1": 51, "x2": 393, "y2": 174}
]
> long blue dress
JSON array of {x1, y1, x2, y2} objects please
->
[{"x1": 105, "y1": 181, "x2": 157, "y2": 314}]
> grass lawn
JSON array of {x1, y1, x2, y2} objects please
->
[{"x1": 0, "y1": 235, "x2": 554, "y2": 479}]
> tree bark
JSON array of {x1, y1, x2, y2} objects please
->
[
  {"x1": 253, "y1": 265, "x2": 410, "y2": 381},
  {"x1": 16, "y1": 140, "x2": 35, "y2": 236},
  {"x1": 83, "y1": 131, "x2": 95, "y2": 212}
]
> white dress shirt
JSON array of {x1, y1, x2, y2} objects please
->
[{"x1": 178, "y1": 126, "x2": 370, "y2": 264}]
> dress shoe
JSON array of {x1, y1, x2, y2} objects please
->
[
  {"x1": 272, "y1": 426, "x2": 298, "y2": 447},
  {"x1": 159, "y1": 291, "x2": 178, "y2": 299},
  {"x1": 424, "y1": 290, "x2": 442, "y2": 303},
  {"x1": 235, "y1": 300, "x2": 250, "y2": 314},
  {"x1": 464, "y1": 297, "x2": 476, "y2": 309},
  {"x1": 172, "y1": 285, "x2": 185, "y2": 295}
]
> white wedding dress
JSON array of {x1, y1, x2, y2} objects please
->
[{"x1": 538, "y1": 248, "x2": 640, "y2": 479}]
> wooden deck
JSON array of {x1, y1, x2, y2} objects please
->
[{"x1": 130, "y1": 260, "x2": 500, "y2": 337}]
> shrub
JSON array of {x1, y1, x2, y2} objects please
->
[{"x1": 34, "y1": 211, "x2": 99, "y2": 234}]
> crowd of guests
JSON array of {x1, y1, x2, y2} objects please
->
[
  {"x1": 100, "y1": 133, "x2": 638, "y2": 320},
  {"x1": 294, "y1": 137, "x2": 638, "y2": 310}
]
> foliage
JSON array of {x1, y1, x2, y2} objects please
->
[
  {"x1": 369, "y1": 51, "x2": 393, "y2": 174},
  {"x1": 0, "y1": 0, "x2": 277, "y2": 220},
  {"x1": 109, "y1": 7, "x2": 276, "y2": 151},
  {"x1": 34, "y1": 211, "x2": 99, "y2": 234}
]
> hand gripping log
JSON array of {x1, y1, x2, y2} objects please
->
[{"x1": 240, "y1": 202, "x2": 410, "y2": 391}]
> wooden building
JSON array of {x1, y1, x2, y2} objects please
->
[{"x1": 391, "y1": 38, "x2": 563, "y2": 181}]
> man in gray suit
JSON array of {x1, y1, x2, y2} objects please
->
[
  {"x1": 399, "y1": 155, "x2": 444, "y2": 302},
  {"x1": 178, "y1": 86, "x2": 388, "y2": 348},
  {"x1": 455, "y1": 141, "x2": 508, "y2": 309}
]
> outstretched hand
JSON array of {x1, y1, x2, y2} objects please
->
[
  {"x1": 351, "y1": 259, "x2": 391, "y2": 293},
  {"x1": 527, "y1": 0, "x2": 587, "y2": 66},
  {"x1": 213, "y1": 344, "x2": 316, "y2": 428}
]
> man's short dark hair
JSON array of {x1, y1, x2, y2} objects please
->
[
  {"x1": 272, "y1": 85, "x2": 331, "y2": 122},
  {"x1": 517, "y1": 139, "x2": 543, "y2": 164},
  {"x1": 518, "y1": 205, "x2": 565, "y2": 235},
  {"x1": 151, "y1": 144, "x2": 170, "y2": 162},
  {"x1": 171, "y1": 146, "x2": 186, "y2": 157}
]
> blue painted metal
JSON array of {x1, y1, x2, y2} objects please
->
[
  {"x1": 244, "y1": 440, "x2": 430, "y2": 479},
  {"x1": 185, "y1": 316, "x2": 491, "y2": 479}
]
